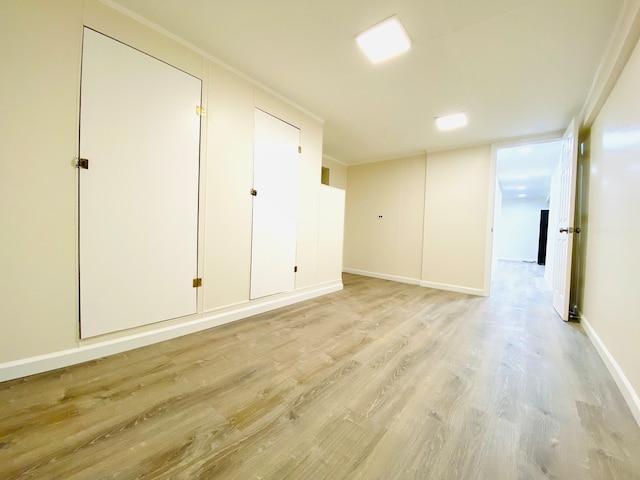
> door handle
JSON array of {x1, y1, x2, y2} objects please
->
[
  {"x1": 559, "y1": 227, "x2": 581, "y2": 234},
  {"x1": 559, "y1": 227, "x2": 569, "y2": 233}
]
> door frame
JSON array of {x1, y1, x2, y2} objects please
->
[{"x1": 484, "y1": 131, "x2": 565, "y2": 295}]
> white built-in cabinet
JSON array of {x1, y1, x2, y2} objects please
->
[{"x1": 78, "y1": 28, "x2": 343, "y2": 340}]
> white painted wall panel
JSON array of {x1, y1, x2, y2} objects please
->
[
  {"x1": 495, "y1": 197, "x2": 549, "y2": 262},
  {"x1": 317, "y1": 186, "x2": 345, "y2": 284},
  {"x1": 203, "y1": 64, "x2": 255, "y2": 311},
  {"x1": 295, "y1": 115, "x2": 323, "y2": 289},
  {"x1": 583, "y1": 35, "x2": 640, "y2": 417},
  {"x1": 343, "y1": 154, "x2": 426, "y2": 283},
  {"x1": 0, "y1": 0, "x2": 82, "y2": 362},
  {"x1": 421, "y1": 146, "x2": 492, "y2": 294}
]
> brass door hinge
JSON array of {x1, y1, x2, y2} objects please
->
[
  {"x1": 196, "y1": 106, "x2": 206, "y2": 117},
  {"x1": 77, "y1": 158, "x2": 89, "y2": 169},
  {"x1": 193, "y1": 278, "x2": 202, "y2": 288},
  {"x1": 298, "y1": 146, "x2": 302, "y2": 153},
  {"x1": 294, "y1": 266, "x2": 298, "y2": 273}
]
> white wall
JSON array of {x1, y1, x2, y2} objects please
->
[
  {"x1": 317, "y1": 186, "x2": 346, "y2": 284},
  {"x1": 1, "y1": 0, "x2": 84, "y2": 361},
  {"x1": 343, "y1": 154, "x2": 426, "y2": 284},
  {"x1": 492, "y1": 184, "x2": 503, "y2": 273},
  {"x1": 0, "y1": 0, "x2": 341, "y2": 379},
  {"x1": 422, "y1": 146, "x2": 493, "y2": 295},
  {"x1": 343, "y1": 146, "x2": 493, "y2": 294},
  {"x1": 495, "y1": 197, "x2": 549, "y2": 262},
  {"x1": 581, "y1": 34, "x2": 640, "y2": 423}
]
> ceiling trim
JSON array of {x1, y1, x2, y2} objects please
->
[
  {"x1": 490, "y1": 130, "x2": 564, "y2": 150},
  {"x1": 345, "y1": 150, "x2": 428, "y2": 167},
  {"x1": 580, "y1": 0, "x2": 640, "y2": 130},
  {"x1": 322, "y1": 154, "x2": 349, "y2": 167},
  {"x1": 342, "y1": 128, "x2": 567, "y2": 167},
  {"x1": 98, "y1": 0, "x2": 325, "y2": 124}
]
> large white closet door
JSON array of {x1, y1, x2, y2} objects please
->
[
  {"x1": 79, "y1": 28, "x2": 201, "y2": 338},
  {"x1": 250, "y1": 109, "x2": 300, "y2": 299}
]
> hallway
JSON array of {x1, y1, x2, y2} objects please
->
[{"x1": 1, "y1": 262, "x2": 639, "y2": 479}]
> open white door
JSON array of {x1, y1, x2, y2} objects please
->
[
  {"x1": 551, "y1": 119, "x2": 579, "y2": 321},
  {"x1": 250, "y1": 109, "x2": 300, "y2": 299}
]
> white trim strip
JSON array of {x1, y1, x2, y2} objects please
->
[
  {"x1": 0, "y1": 282, "x2": 342, "y2": 383},
  {"x1": 342, "y1": 268, "x2": 420, "y2": 286},
  {"x1": 419, "y1": 280, "x2": 486, "y2": 297},
  {"x1": 581, "y1": 315, "x2": 640, "y2": 427}
]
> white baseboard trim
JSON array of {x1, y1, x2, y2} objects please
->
[
  {"x1": 419, "y1": 280, "x2": 486, "y2": 297},
  {"x1": 342, "y1": 268, "x2": 421, "y2": 286},
  {"x1": 581, "y1": 315, "x2": 640, "y2": 427},
  {"x1": 0, "y1": 281, "x2": 343, "y2": 383},
  {"x1": 498, "y1": 257, "x2": 538, "y2": 263}
]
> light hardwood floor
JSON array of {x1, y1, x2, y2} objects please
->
[{"x1": 1, "y1": 262, "x2": 639, "y2": 479}]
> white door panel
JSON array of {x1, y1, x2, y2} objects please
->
[
  {"x1": 551, "y1": 119, "x2": 579, "y2": 320},
  {"x1": 250, "y1": 109, "x2": 300, "y2": 299},
  {"x1": 79, "y1": 28, "x2": 201, "y2": 338}
]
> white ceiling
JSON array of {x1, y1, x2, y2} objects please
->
[
  {"x1": 496, "y1": 140, "x2": 563, "y2": 199},
  {"x1": 110, "y1": 0, "x2": 622, "y2": 164}
]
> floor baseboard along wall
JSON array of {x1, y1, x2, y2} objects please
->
[
  {"x1": 0, "y1": 281, "x2": 343, "y2": 383},
  {"x1": 342, "y1": 268, "x2": 421, "y2": 286},
  {"x1": 581, "y1": 315, "x2": 640, "y2": 427}
]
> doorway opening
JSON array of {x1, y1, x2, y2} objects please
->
[{"x1": 491, "y1": 138, "x2": 564, "y2": 290}]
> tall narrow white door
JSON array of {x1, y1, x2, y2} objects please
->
[
  {"x1": 250, "y1": 109, "x2": 300, "y2": 299},
  {"x1": 551, "y1": 119, "x2": 579, "y2": 320},
  {"x1": 79, "y1": 28, "x2": 202, "y2": 338}
]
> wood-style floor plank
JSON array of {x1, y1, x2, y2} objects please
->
[{"x1": 1, "y1": 262, "x2": 639, "y2": 479}]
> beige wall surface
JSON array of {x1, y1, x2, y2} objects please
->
[
  {"x1": 422, "y1": 146, "x2": 492, "y2": 294},
  {"x1": 202, "y1": 64, "x2": 255, "y2": 311},
  {"x1": 344, "y1": 155, "x2": 426, "y2": 283},
  {"x1": 317, "y1": 186, "x2": 346, "y2": 284},
  {"x1": 1, "y1": 0, "x2": 84, "y2": 361},
  {"x1": 0, "y1": 0, "x2": 331, "y2": 366},
  {"x1": 583, "y1": 35, "x2": 640, "y2": 411},
  {"x1": 295, "y1": 114, "x2": 324, "y2": 290},
  {"x1": 322, "y1": 157, "x2": 348, "y2": 190}
]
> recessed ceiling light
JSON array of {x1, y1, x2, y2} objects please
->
[
  {"x1": 436, "y1": 112, "x2": 468, "y2": 131},
  {"x1": 520, "y1": 145, "x2": 533, "y2": 154},
  {"x1": 515, "y1": 186, "x2": 527, "y2": 191},
  {"x1": 356, "y1": 15, "x2": 411, "y2": 64},
  {"x1": 518, "y1": 193, "x2": 527, "y2": 198}
]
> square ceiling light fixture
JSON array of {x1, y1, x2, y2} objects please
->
[
  {"x1": 357, "y1": 15, "x2": 412, "y2": 64},
  {"x1": 435, "y1": 112, "x2": 468, "y2": 131}
]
